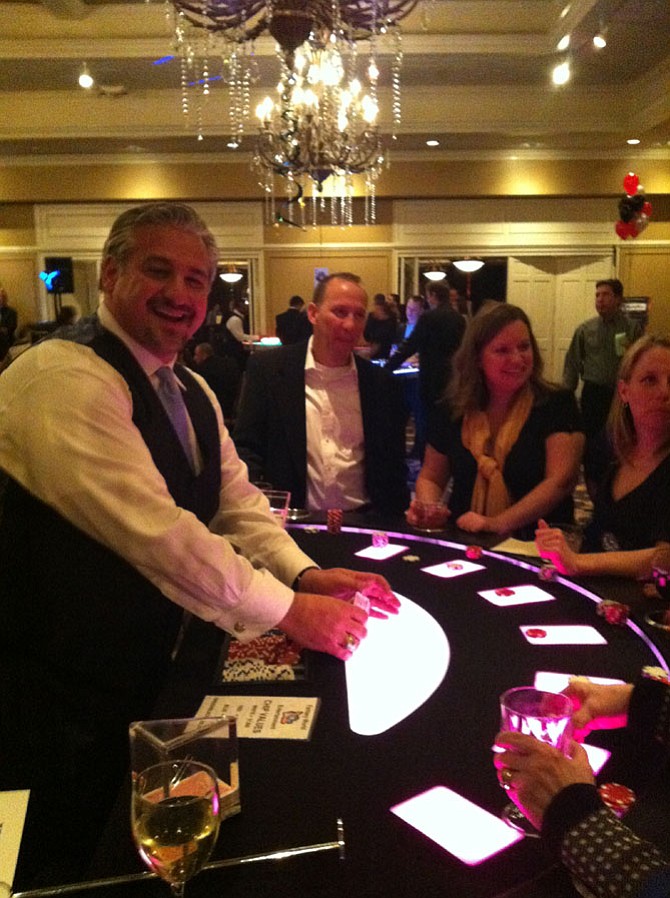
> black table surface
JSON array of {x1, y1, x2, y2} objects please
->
[{"x1": 63, "y1": 520, "x2": 670, "y2": 898}]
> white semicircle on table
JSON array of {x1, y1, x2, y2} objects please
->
[{"x1": 345, "y1": 593, "x2": 450, "y2": 736}]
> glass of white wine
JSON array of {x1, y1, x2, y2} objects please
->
[{"x1": 131, "y1": 759, "x2": 221, "y2": 898}]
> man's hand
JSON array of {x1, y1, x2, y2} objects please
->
[
  {"x1": 277, "y1": 592, "x2": 369, "y2": 661},
  {"x1": 493, "y1": 732, "x2": 594, "y2": 831},
  {"x1": 298, "y1": 567, "x2": 400, "y2": 618},
  {"x1": 455, "y1": 511, "x2": 493, "y2": 533}
]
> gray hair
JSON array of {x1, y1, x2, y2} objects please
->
[{"x1": 102, "y1": 202, "x2": 219, "y2": 282}]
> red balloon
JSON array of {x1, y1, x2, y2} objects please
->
[
  {"x1": 623, "y1": 172, "x2": 639, "y2": 195},
  {"x1": 615, "y1": 220, "x2": 630, "y2": 239},
  {"x1": 642, "y1": 201, "x2": 653, "y2": 216}
]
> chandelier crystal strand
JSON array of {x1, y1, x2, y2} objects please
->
[
  {"x1": 171, "y1": 0, "x2": 422, "y2": 224},
  {"x1": 392, "y1": 27, "x2": 403, "y2": 138}
]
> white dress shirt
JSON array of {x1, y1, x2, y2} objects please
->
[
  {"x1": 0, "y1": 302, "x2": 316, "y2": 640},
  {"x1": 304, "y1": 337, "x2": 369, "y2": 511}
]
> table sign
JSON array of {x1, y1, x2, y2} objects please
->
[
  {"x1": 493, "y1": 538, "x2": 541, "y2": 557},
  {"x1": 196, "y1": 695, "x2": 319, "y2": 740},
  {"x1": 0, "y1": 789, "x2": 29, "y2": 889}
]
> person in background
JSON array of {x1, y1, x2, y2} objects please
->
[
  {"x1": 563, "y1": 279, "x2": 644, "y2": 497},
  {"x1": 363, "y1": 292, "x2": 400, "y2": 360},
  {"x1": 449, "y1": 286, "x2": 471, "y2": 319},
  {"x1": 390, "y1": 295, "x2": 426, "y2": 458},
  {"x1": 537, "y1": 335, "x2": 670, "y2": 579},
  {"x1": 407, "y1": 303, "x2": 583, "y2": 537},
  {"x1": 493, "y1": 674, "x2": 670, "y2": 898},
  {"x1": 193, "y1": 340, "x2": 240, "y2": 422},
  {"x1": 0, "y1": 286, "x2": 18, "y2": 361},
  {"x1": 221, "y1": 295, "x2": 257, "y2": 372},
  {"x1": 386, "y1": 281, "x2": 466, "y2": 427},
  {"x1": 275, "y1": 294, "x2": 312, "y2": 345},
  {"x1": 233, "y1": 272, "x2": 409, "y2": 515},
  {"x1": 0, "y1": 204, "x2": 398, "y2": 887}
]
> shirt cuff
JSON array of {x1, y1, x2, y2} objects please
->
[{"x1": 542, "y1": 783, "x2": 602, "y2": 855}]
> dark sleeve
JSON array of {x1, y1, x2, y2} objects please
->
[
  {"x1": 426, "y1": 404, "x2": 459, "y2": 457},
  {"x1": 627, "y1": 678, "x2": 670, "y2": 752},
  {"x1": 365, "y1": 367, "x2": 410, "y2": 514},
  {"x1": 553, "y1": 804, "x2": 670, "y2": 898},
  {"x1": 231, "y1": 355, "x2": 270, "y2": 484}
]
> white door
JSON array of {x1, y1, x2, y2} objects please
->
[{"x1": 508, "y1": 255, "x2": 613, "y2": 383}]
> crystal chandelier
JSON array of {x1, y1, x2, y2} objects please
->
[{"x1": 169, "y1": 1, "x2": 420, "y2": 225}]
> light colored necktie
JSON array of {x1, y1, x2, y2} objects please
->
[{"x1": 155, "y1": 366, "x2": 196, "y2": 471}]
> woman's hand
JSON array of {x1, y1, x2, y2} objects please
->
[
  {"x1": 406, "y1": 497, "x2": 451, "y2": 529},
  {"x1": 563, "y1": 680, "x2": 633, "y2": 741},
  {"x1": 493, "y1": 732, "x2": 594, "y2": 830},
  {"x1": 535, "y1": 519, "x2": 580, "y2": 575},
  {"x1": 455, "y1": 511, "x2": 498, "y2": 533}
]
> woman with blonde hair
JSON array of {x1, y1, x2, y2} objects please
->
[
  {"x1": 407, "y1": 303, "x2": 583, "y2": 537},
  {"x1": 537, "y1": 334, "x2": 670, "y2": 578}
]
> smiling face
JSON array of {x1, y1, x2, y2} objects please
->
[
  {"x1": 100, "y1": 224, "x2": 212, "y2": 362},
  {"x1": 480, "y1": 319, "x2": 534, "y2": 399},
  {"x1": 619, "y1": 345, "x2": 670, "y2": 437},
  {"x1": 308, "y1": 276, "x2": 368, "y2": 367}
]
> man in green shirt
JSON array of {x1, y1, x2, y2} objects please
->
[{"x1": 563, "y1": 278, "x2": 644, "y2": 494}]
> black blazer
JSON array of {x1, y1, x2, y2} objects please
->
[{"x1": 233, "y1": 342, "x2": 409, "y2": 514}]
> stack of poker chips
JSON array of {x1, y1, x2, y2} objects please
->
[
  {"x1": 327, "y1": 508, "x2": 343, "y2": 534},
  {"x1": 596, "y1": 600, "x2": 630, "y2": 625},
  {"x1": 598, "y1": 782, "x2": 636, "y2": 818},
  {"x1": 372, "y1": 531, "x2": 389, "y2": 547}
]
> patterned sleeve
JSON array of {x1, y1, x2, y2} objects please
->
[{"x1": 561, "y1": 807, "x2": 669, "y2": 898}]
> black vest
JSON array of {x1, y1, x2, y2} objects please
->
[{"x1": 0, "y1": 318, "x2": 222, "y2": 721}]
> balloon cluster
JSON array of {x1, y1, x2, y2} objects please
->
[{"x1": 615, "y1": 172, "x2": 653, "y2": 240}]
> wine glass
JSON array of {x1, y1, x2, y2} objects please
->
[
  {"x1": 498, "y1": 686, "x2": 573, "y2": 837},
  {"x1": 131, "y1": 759, "x2": 221, "y2": 898}
]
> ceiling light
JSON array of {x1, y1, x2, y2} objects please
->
[
  {"x1": 423, "y1": 268, "x2": 447, "y2": 282},
  {"x1": 552, "y1": 59, "x2": 571, "y2": 86},
  {"x1": 219, "y1": 265, "x2": 243, "y2": 284},
  {"x1": 426, "y1": 139, "x2": 440, "y2": 147},
  {"x1": 556, "y1": 34, "x2": 570, "y2": 51},
  {"x1": 627, "y1": 138, "x2": 640, "y2": 145},
  {"x1": 593, "y1": 32, "x2": 607, "y2": 49},
  {"x1": 452, "y1": 259, "x2": 484, "y2": 274},
  {"x1": 78, "y1": 63, "x2": 94, "y2": 90}
]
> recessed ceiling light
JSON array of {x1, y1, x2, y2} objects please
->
[
  {"x1": 552, "y1": 60, "x2": 571, "y2": 86},
  {"x1": 627, "y1": 138, "x2": 640, "y2": 145},
  {"x1": 426, "y1": 139, "x2": 440, "y2": 147},
  {"x1": 593, "y1": 33, "x2": 607, "y2": 49},
  {"x1": 78, "y1": 63, "x2": 94, "y2": 90},
  {"x1": 556, "y1": 34, "x2": 570, "y2": 51}
]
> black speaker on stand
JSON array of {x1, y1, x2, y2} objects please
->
[{"x1": 44, "y1": 257, "x2": 75, "y2": 318}]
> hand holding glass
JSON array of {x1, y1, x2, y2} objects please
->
[
  {"x1": 498, "y1": 687, "x2": 573, "y2": 836},
  {"x1": 131, "y1": 760, "x2": 220, "y2": 897}
]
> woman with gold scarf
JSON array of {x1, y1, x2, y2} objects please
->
[{"x1": 406, "y1": 304, "x2": 584, "y2": 539}]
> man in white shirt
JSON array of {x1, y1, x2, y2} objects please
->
[
  {"x1": 233, "y1": 273, "x2": 409, "y2": 514},
  {"x1": 0, "y1": 204, "x2": 397, "y2": 886}
]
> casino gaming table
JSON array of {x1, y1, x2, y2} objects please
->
[{"x1": 25, "y1": 522, "x2": 670, "y2": 898}]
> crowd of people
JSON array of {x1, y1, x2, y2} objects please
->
[{"x1": 1, "y1": 201, "x2": 669, "y2": 895}]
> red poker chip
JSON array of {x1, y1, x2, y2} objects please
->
[
  {"x1": 526, "y1": 628, "x2": 547, "y2": 638},
  {"x1": 495, "y1": 587, "x2": 515, "y2": 596},
  {"x1": 466, "y1": 545, "x2": 483, "y2": 560},
  {"x1": 598, "y1": 782, "x2": 636, "y2": 817}
]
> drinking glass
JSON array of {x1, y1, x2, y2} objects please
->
[
  {"x1": 261, "y1": 489, "x2": 291, "y2": 528},
  {"x1": 498, "y1": 687, "x2": 573, "y2": 837},
  {"x1": 410, "y1": 500, "x2": 449, "y2": 533},
  {"x1": 131, "y1": 759, "x2": 220, "y2": 898}
]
